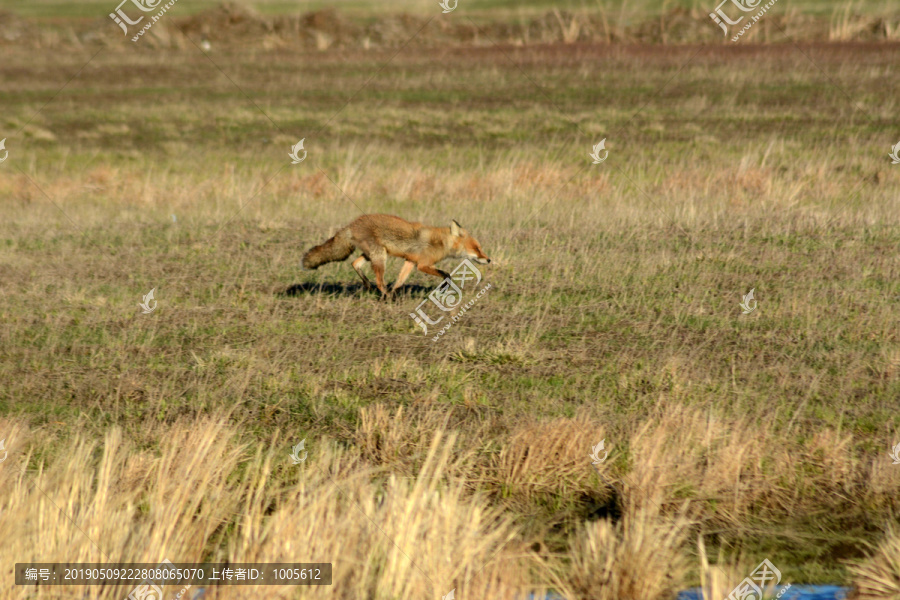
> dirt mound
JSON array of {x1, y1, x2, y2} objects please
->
[
  {"x1": 179, "y1": 2, "x2": 273, "y2": 40},
  {"x1": 299, "y1": 8, "x2": 353, "y2": 36},
  {"x1": 0, "y1": 9, "x2": 34, "y2": 43}
]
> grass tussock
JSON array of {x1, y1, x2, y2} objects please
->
[
  {"x1": 493, "y1": 416, "x2": 609, "y2": 501},
  {"x1": 559, "y1": 504, "x2": 692, "y2": 600},
  {"x1": 697, "y1": 536, "x2": 762, "y2": 600},
  {"x1": 848, "y1": 528, "x2": 900, "y2": 600},
  {"x1": 0, "y1": 418, "x2": 543, "y2": 600}
]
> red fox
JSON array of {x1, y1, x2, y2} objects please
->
[{"x1": 302, "y1": 214, "x2": 491, "y2": 297}]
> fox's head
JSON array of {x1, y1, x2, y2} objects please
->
[{"x1": 449, "y1": 220, "x2": 491, "y2": 265}]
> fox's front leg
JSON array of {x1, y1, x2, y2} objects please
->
[
  {"x1": 417, "y1": 264, "x2": 452, "y2": 294},
  {"x1": 417, "y1": 264, "x2": 451, "y2": 282},
  {"x1": 351, "y1": 256, "x2": 374, "y2": 292}
]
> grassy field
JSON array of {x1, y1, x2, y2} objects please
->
[{"x1": 1, "y1": 2, "x2": 900, "y2": 599}]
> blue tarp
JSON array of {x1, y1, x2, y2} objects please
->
[
  {"x1": 528, "y1": 585, "x2": 851, "y2": 600},
  {"x1": 677, "y1": 585, "x2": 850, "y2": 600}
]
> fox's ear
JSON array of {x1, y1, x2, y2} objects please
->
[{"x1": 450, "y1": 220, "x2": 462, "y2": 236}]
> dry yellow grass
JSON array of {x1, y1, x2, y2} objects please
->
[
  {"x1": 0, "y1": 417, "x2": 243, "y2": 599},
  {"x1": 0, "y1": 417, "x2": 545, "y2": 600},
  {"x1": 697, "y1": 536, "x2": 762, "y2": 600},
  {"x1": 493, "y1": 416, "x2": 609, "y2": 501},
  {"x1": 559, "y1": 504, "x2": 692, "y2": 600},
  {"x1": 3, "y1": 405, "x2": 900, "y2": 597},
  {"x1": 847, "y1": 528, "x2": 900, "y2": 600}
]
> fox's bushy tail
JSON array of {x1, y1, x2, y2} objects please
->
[{"x1": 302, "y1": 227, "x2": 355, "y2": 270}]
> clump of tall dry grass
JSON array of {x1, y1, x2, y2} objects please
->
[
  {"x1": 557, "y1": 503, "x2": 692, "y2": 600},
  {"x1": 493, "y1": 416, "x2": 610, "y2": 501},
  {"x1": 230, "y1": 428, "x2": 538, "y2": 600},
  {"x1": 697, "y1": 535, "x2": 760, "y2": 600},
  {"x1": 614, "y1": 405, "x2": 900, "y2": 530},
  {"x1": 353, "y1": 403, "x2": 472, "y2": 474},
  {"x1": 829, "y1": 1, "x2": 875, "y2": 40},
  {"x1": 0, "y1": 417, "x2": 544, "y2": 600},
  {"x1": 847, "y1": 527, "x2": 900, "y2": 600},
  {"x1": 0, "y1": 417, "x2": 244, "y2": 599}
]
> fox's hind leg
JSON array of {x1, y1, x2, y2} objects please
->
[
  {"x1": 371, "y1": 261, "x2": 390, "y2": 297},
  {"x1": 367, "y1": 248, "x2": 391, "y2": 298},
  {"x1": 351, "y1": 255, "x2": 374, "y2": 292}
]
